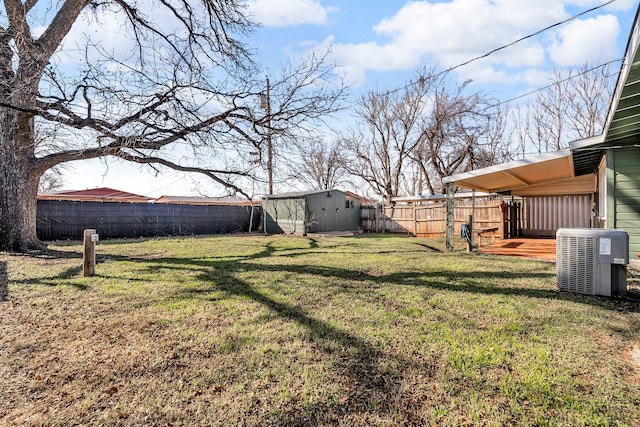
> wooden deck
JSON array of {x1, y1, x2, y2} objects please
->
[{"x1": 479, "y1": 238, "x2": 556, "y2": 261}]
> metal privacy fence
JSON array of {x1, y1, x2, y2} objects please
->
[{"x1": 36, "y1": 200, "x2": 260, "y2": 241}]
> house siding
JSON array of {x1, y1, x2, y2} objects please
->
[{"x1": 609, "y1": 147, "x2": 640, "y2": 256}]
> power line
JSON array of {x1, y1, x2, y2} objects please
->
[
  {"x1": 482, "y1": 58, "x2": 623, "y2": 111},
  {"x1": 382, "y1": 0, "x2": 619, "y2": 97}
]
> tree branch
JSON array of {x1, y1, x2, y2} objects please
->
[{"x1": 37, "y1": 0, "x2": 89, "y2": 66}]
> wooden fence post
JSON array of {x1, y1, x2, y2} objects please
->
[
  {"x1": 413, "y1": 203, "x2": 418, "y2": 236},
  {"x1": 83, "y1": 229, "x2": 98, "y2": 277},
  {"x1": 445, "y1": 183, "x2": 454, "y2": 252},
  {"x1": 466, "y1": 214, "x2": 474, "y2": 252}
]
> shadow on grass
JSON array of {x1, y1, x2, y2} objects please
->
[
  {"x1": 212, "y1": 274, "x2": 420, "y2": 424},
  {"x1": 13, "y1": 236, "x2": 640, "y2": 423},
  {"x1": 12, "y1": 247, "x2": 83, "y2": 260},
  {"x1": 74, "y1": 237, "x2": 637, "y2": 312},
  {"x1": 9, "y1": 264, "x2": 88, "y2": 290},
  {"x1": 13, "y1": 237, "x2": 636, "y2": 312},
  {"x1": 344, "y1": 233, "x2": 416, "y2": 239},
  {"x1": 159, "y1": 249, "x2": 638, "y2": 423}
]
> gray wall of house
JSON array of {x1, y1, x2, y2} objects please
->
[{"x1": 607, "y1": 146, "x2": 640, "y2": 256}]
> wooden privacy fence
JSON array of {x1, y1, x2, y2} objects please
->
[{"x1": 361, "y1": 198, "x2": 505, "y2": 238}]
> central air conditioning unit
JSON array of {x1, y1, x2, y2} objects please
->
[{"x1": 556, "y1": 228, "x2": 629, "y2": 297}]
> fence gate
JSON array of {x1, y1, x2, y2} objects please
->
[{"x1": 506, "y1": 201, "x2": 522, "y2": 238}]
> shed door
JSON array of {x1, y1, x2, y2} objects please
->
[{"x1": 318, "y1": 194, "x2": 339, "y2": 232}]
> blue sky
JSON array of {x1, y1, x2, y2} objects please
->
[
  {"x1": 249, "y1": 0, "x2": 635, "y2": 94},
  {"x1": 62, "y1": 0, "x2": 639, "y2": 197}
]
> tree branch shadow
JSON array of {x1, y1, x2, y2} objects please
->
[{"x1": 194, "y1": 269, "x2": 429, "y2": 425}]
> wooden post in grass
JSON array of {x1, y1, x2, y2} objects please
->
[
  {"x1": 466, "y1": 215, "x2": 473, "y2": 252},
  {"x1": 83, "y1": 229, "x2": 98, "y2": 277},
  {"x1": 445, "y1": 182, "x2": 454, "y2": 252}
]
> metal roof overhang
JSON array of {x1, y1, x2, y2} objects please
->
[{"x1": 443, "y1": 149, "x2": 595, "y2": 196}]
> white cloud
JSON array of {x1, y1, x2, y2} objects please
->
[
  {"x1": 548, "y1": 14, "x2": 620, "y2": 66},
  {"x1": 325, "y1": 0, "x2": 571, "y2": 86},
  {"x1": 321, "y1": 0, "x2": 628, "y2": 87},
  {"x1": 247, "y1": 0, "x2": 335, "y2": 27},
  {"x1": 371, "y1": 0, "x2": 563, "y2": 60},
  {"x1": 567, "y1": 0, "x2": 636, "y2": 12},
  {"x1": 606, "y1": 0, "x2": 636, "y2": 12}
]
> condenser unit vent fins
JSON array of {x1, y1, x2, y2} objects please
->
[
  {"x1": 556, "y1": 228, "x2": 629, "y2": 297},
  {"x1": 557, "y1": 235, "x2": 596, "y2": 294}
]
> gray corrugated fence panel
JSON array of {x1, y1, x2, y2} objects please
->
[
  {"x1": 522, "y1": 195, "x2": 590, "y2": 236},
  {"x1": 36, "y1": 200, "x2": 260, "y2": 240}
]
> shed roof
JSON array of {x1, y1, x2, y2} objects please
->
[
  {"x1": 263, "y1": 189, "x2": 345, "y2": 199},
  {"x1": 154, "y1": 195, "x2": 256, "y2": 206}
]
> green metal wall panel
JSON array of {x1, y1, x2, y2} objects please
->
[
  {"x1": 610, "y1": 147, "x2": 640, "y2": 256},
  {"x1": 305, "y1": 190, "x2": 359, "y2": 232},
  {"x1": 263, "y1": 198, "x2": 306, "y2": 234},
  {"x1": 305, "y1": 193, "x2": 332, "y2": 232},
  {"x1": 616, "y1": 206, "x2": 640, "y2": 215},
  {"x1": 263, "y1": 190, "x2": 360, "y2": 235}
]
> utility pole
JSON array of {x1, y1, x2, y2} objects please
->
[{"x1": 259, "y1": 76, "x2": 273, "y2": 195}]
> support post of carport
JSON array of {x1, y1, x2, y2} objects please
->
[{"x1": 445, "y1": 182, "x2": 454, "y2": 252}]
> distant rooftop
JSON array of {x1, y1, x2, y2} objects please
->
[
  {"x1": 154, "y1": 195, "x2": 256, "y2": 206},
  {"x1": 38, "y1": 187, "x2": 153, "y2": 203}
]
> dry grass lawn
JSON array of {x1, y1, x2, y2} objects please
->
[{"x1": 1, "y1": 234, "x2": 640, "y2": 426}]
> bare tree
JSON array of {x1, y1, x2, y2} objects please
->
[
  {"x1": 255, "y1": 51, "x2": 349, "y2": 193},
  {"x1": 531, "y1": 69, "x2": 568, "y2": 152},
  {"x1": 565, "y1": 63, "x2": 614, "y2": 139},
  {"x1": 506, "y1": 103, "x2": 533, "y2": 159},
  {"x1": 524, "y1": 62, "x2": 615, "y2": 153},
  {"x1": 291, "y1": 138, "x2": 349, "y2": 191},
  {"x1": 469, "y1": 104, "x2": 512, "y2": 169},
  {"x1": 343, "y1": 68, "x2": 504, "y2": 199},
  {"x1": 410, "y1": 78, "x2": 502, "y2": 194},
  {"x1": 38, "y1": 166, "x2": 65, "y2": 193},
  {"x1": 0, "y1": 1, "x2": 347, "y2": 251},
  {"x1": 342, "y1": 73, "x2": 430, "y2": 204}
]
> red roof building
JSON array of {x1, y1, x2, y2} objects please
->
[{"x1": 38, "y1": 187, "x2": 154, "y2": 203}]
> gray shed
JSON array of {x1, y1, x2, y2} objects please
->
[{"x1": 262, "y1": 189, "x2": 360, "y2": 235}]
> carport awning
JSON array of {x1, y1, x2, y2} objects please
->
[{"x1": 443, "y1": 149, "x2": 595, "y2": 196}]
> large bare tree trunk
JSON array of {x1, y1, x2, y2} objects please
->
[
  {"x1": 0, "y1": 1, "x2": 345, "y2": 253},
  {"x1": 0, "y1": 107, "x2": 41, "y2": 251}
]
